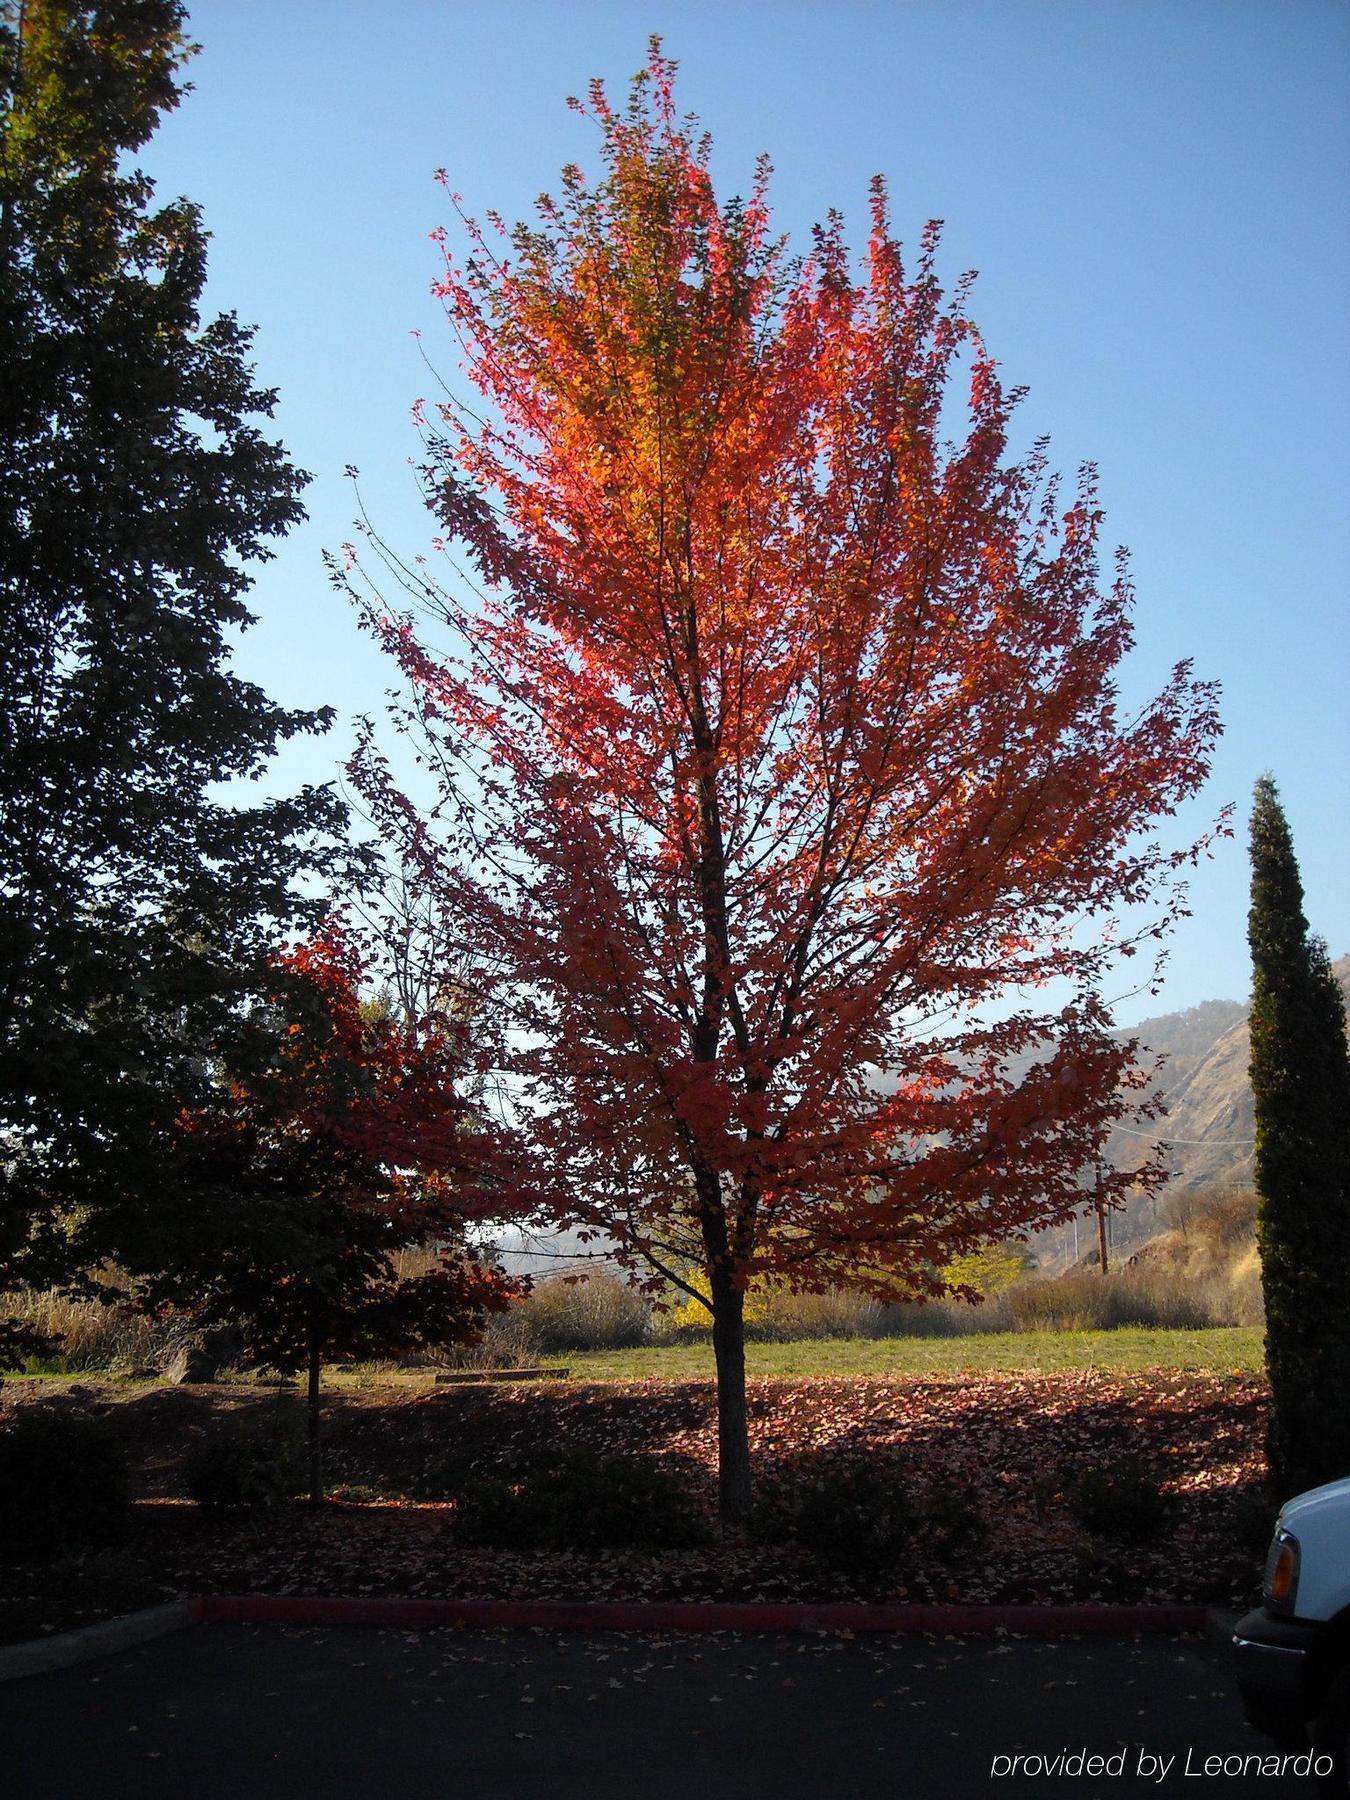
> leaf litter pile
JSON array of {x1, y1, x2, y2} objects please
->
[{"x1": 0, "y1": 1369, "x2": 1271, "y2": 1644}]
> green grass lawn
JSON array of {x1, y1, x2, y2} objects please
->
[
  {"x1": 12, "y1": 1325, "x2": 1265, "y2": 1389},
  {"x1": 556, "y1": 1325, "x2": 1265, "y2": 1381}
]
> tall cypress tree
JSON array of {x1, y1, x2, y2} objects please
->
[
  {"x1": 1247, "y1": 774, "x2": 1350, "y2": 1496},
  {"x1": 0, "y1": 1, "x2": 353, "y2": 1357}
]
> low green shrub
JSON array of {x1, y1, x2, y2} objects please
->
[
  {"x1": 919, "y1": 1480, "x2": 990, "y2": 1560},
  {"x1": 0, "y1": 1404, "x2": 132, "y2": 1556},
  {"x1": 452, "y1": 1447, "x2": 712, "y2": 1552},
  {"x1": 183, "y1": 1409, "x2": 304, "y2": 1515},
  {"x1": 450, "y1": 1474, "x2": 530, "y2": 1546},
  {"x1": 1059, "y1": 1457, "x2": 1171, "y2": 1544},
  {"x1": 792, "y1": 1457, "x2": 920, "y2": 1580},
  {"x1": 405, "y1": 1447, "x2": 483, "y2": 1501},
  {"x1": 752, "y1": 1457, "x2": 988, "y2": 1582},
  {"x1": 746, "y1": 1471, "x2": 807, "y2": 1548}
]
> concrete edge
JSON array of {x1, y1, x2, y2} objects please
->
[
  {"x1": 0, "y1": 1595, "x2": 1233, "y2": 1675},
  {"x1": 193, "y1": 1595, "x2": 1220, "y2": 1636},
  {"x1": 0, "y1": 1599, "x2": 197, "y2": 1682}
]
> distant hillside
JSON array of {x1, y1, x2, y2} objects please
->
[
  {"x1": 1108, "y1": 952, "x2": 1350, "y2": 1194},
  {"x1": 1116, "y1": 998, "x2": 1247, "y2": 1084},
  {"x1": 1029, "y1": 953, "x2": 1348, "y2": 1269}
]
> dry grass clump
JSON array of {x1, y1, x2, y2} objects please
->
[
  {"x1": 457, "y1": 1275, "x2": 895, "y2": 1357},
  {"x1": 0, "y1": 1283, "x2": 196, "y2": 1372},
  {"x1": 874, "y1": 1190, "x2": 1264, "y2": 1337},
  {"x1": 1006, "y1": 1268, "x2": 1214, "y2": 1332},
  {"x1": 742, "y1": 1287, "x2": 888, "y2": 1342},
  {"x1": 512, "y1": 1272, "x2": 655, "y2": 1352},
  {"x1": 435, "y1": 1271, "x2": 655, "y2": 1365}
]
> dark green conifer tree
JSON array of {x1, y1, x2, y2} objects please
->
[
  {"x1": 0, "y1": 1, "x2": 353, "y2": 1359},
  {"x1": 1247, "y1": 775, "x2": 1350, "y2": 1495}
]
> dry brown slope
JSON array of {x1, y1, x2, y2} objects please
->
[{"x1": 1112, "y1": 953, "x2": 1349, "y2": 1191}]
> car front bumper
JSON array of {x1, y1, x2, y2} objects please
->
[{"x1": 1233, "y1": 1607, "x2": 1322, "y2": 1747}]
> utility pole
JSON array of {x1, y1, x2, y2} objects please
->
[{"x1": 1095, "y1": 1161, "x2": 1109, "y2": 1276}]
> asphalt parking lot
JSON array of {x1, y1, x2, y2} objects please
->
[{"x1": 0, "y1": 1623, "x2": 1312, "y2": 1800}]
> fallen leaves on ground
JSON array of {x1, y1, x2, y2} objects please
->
[{"x1": 0, "y1": 1367, "x2": 1270, "y2": 1643}]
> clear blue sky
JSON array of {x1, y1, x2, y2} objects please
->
[{"x1": 147, "y1": 0, "x2": 1349, "y2": 1025}]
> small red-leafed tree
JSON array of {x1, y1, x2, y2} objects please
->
[
  {"x1": 339, "y1": 44, "x2": 1223, "y2": 1520},
  {"x1": 135, "y1": 923, "x2": 517, "y2": 1501}
]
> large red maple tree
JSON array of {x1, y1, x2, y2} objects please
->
[{"x1": 341, "y1": 45, "x2": 1223, "y2": 1519}]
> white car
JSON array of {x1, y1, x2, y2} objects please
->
[{"x1": 1233, "y1": 1476, "x2": 1350, "y2": 1793}]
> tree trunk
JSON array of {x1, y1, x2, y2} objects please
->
[
  {"x1": 709, "y1": 1271, "x2": 752, "y2": 1525},
  {"x1": 306, "y1": 1328, "x2": 323, "y2": 1505}
]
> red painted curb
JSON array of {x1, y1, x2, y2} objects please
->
[{"x1": 190, "y1": 1595, "x2": 1213, "y2": 1636}]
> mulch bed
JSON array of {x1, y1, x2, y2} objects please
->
[{"x1": 0, "y1": 1368, "x2": 1272, "y2": 1645}]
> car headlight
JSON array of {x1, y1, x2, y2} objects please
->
[{"x1": 1262, "y1": 1527, "x2": 1301, "y2": 1616}]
